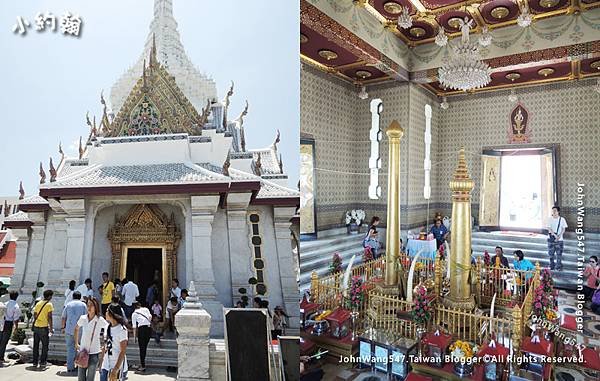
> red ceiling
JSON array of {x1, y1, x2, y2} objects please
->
[
  {"x1": 400, "y1": 20, "x2": 437, "y2": 41},
  {"x1": 437, "y1": 10, "x2": 473, "y2": 32},
  {"x1": 341, "y1": 66, "x2": 388, "y2": 81},
  {"x1": 581, "y1": 57, "x2": 600, "y2": 74},
  {"x1": 420, "y1": 0, "x2": 464, "y2": 9},
  {"x1": 491, "y1": 61, "x2": 571, "y2": 85},
  {"x1": 372, "y1": 0, "x2": 416, "y2": 17},
  {"x1": 300, "y1": 24, "x2": 358, "y2": 67},
  {"x1": 480, "y1": 0, "x2": 520, "y2": 25},
  {"x1": 527, "y1": 0, "x2": 570, "y2": 14}
]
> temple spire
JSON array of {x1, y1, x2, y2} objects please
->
[
  {"x1": 222, "y1": 81, "x2": 234, "y2": 130},
  {"x1": 49, "y1": 157, "x2": 57, "y2": 182},
  {"x1": 39, "y1": 162, "x2": 46, "y2": 184},
  {"x1": 154, "y1": 0, "x2": 174, "y2": 17}
]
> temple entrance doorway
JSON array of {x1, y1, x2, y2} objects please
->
[
  {"x1": 126, "y1": 247, "x2": 163, "y2": 307},
  {"x1": 479, "y1": 145, "x2": 559, "y2": 232}
]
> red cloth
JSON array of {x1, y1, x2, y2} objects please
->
[
  {"x1": 521, "y1": 336, "x2": 554, "y2": 357},
  {"x1": 423, "y1": 331, "x2": 452, "y2": 349},
  {"x1": 405, "y1": 373, "x2": 433, "y2": 381},
  {"x1": 560, "y1": 314, "x2": 577, "y2": 331},
  {"x1": 477, "y1": 340, "x2": 509, "y2": 361},
  {"x1": 582, "y1": 347, "x2": 600, "y2": 371},
  {"x1": 326, "y1": 308, "x2": 351, "y2": 324}
]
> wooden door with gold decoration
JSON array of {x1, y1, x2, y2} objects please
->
[{"x1": 479, "y1": 153, "x2": 501, "y2": 230}]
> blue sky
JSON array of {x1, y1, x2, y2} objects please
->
[{"x1": 0, "y1": 0, "x2": 299, "y2": 195}]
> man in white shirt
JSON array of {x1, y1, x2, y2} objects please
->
[
  {"x1": 169, "y1": 279, "x2": 181, "y2": 302},
  {"x1": 75, "y1": 278, "x2": 94, "y2": 301},
  {"x1": 547, "y1": 206, "x2": 568, "y2": 271},
  {"x1": 63, "y1": 280, "x2": 76, "y2": 309},
  {"x1": 121, "y1": 278, "x2": 139, "y2": 320},
  {"x1": 0, "y1": 291, "x2": 21, "y2": 363}
]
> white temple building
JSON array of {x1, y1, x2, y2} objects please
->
[{"x1": 4, "y1": 0, "x2": 299, "y2": 337}]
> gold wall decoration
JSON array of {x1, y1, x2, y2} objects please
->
[
  {"x1": 509, "y1": 103, "x2": 531, "y2": 143},
  {"x1": 108, "y1": 204, "x2": 181, "y2": 307}
]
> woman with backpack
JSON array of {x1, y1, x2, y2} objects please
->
[
  {"x1": 131, "y1": 301, "x2": 152, "y2": 371},
  {"x1": 362, "y1": 216, "x2": 382, "y2": 259}
]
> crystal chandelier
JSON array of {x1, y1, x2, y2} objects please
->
[
  {"x1": 517, "y1": 5, "x2": 532, "y2": 28},
  {"x1": 435, "y1": 27, "x2": 448, "y2": 47},
  {"x1": 438, "y1": 18, "x2": 491, "y2": 91},
  {"x1": 397, "y1": 6, "x2": 412, "y2": 29},
  {"x1": 478, "y1": 26, "x2": 492, "y2": 47}
]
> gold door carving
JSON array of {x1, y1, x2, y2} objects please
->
[{"x1": 108, "y1": 204, "x2": 181, "y2": 303}]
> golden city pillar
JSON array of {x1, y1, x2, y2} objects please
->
[
  {"x1": 384, "y1": 120, "x2": 403, "y2": 287},
  {"x1": 443, "y1": 148, "x2": 476, "y2": 310}
]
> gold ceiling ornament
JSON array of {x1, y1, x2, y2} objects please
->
[
  {"x1": 447, "y1": 17, "x2": 464, "y2": 29},
  {"x1": 318, "y1": 49, "x2": 338, "y2": 61},
  {"x1": 539, "y1": 0, "x2": 560, "y2": 8},
  {"x1": 537, "y1": 67, "x2": 555, "y2": 77},
  {"x1": 505, "y1": 72, "x2": 521, "y2": 81},
  {"x1": 383, "y1": 1, "x2": 404, "y2": 14},
  {"x1": 106, "y1": 37, "x2": 205, "y2": 137},
  {"x1": 409, "y1": 26, "x2": 427, "y2": 37},
  {"x1": 108, "y1": 204, "x2": 181, "y2": 309},
  {"x1": 590, "y1": 60, "x2": 600, "y2": 70},
  {"x1": 300, "y1": 33, "x2": 309, "y2": 44},
  {"x1": 490, "y1": 6, "x2": 510, "y2": 19},
  {"x1": 355, "y1": 69, "x2": 373, "y2": 79}
]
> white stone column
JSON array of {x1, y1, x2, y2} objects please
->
[
  {"x1": 190, "y1": 195, "x2": 224, "y2": 337},
  {"x1": 226, "y1": 193, "x2": 252, "y2": 306},
  {"x1": 21, "y1": 225, "x2": 47, "y2": 294},
  {"x1": 176, "y1": 282, "x2": 212, "y2": 380},
  {"x1": 58, "y1": 199, "x2": 86, "y2": 282},
  {"x1": 9, "y1": 227, "x2": 31, "y2": 293},
  {"x1": 273, "y1": 207, "x2": 300, "y2": 328}
]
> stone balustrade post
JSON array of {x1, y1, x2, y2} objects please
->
[{"x1": 175, "y1": 281, "x2": 212, "y2": 380}]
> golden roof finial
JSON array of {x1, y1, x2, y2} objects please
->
[
  {"x1": 222, "y1": 81, "x2": 234, "y2": 130},
  {"x1": 238, "y1": 100, "x2": 249, "y2": 152},
  {"x1": 49, "y1": 157, "x2": 57, "y2": 182},
  {"x1": 58, "y1": 141, "x2": 64, "y2": 157},
  {"x1": 39, "y1": 162, "x2": 46, "y2": 184},
  {"x1": 273, "y1": 129, "x2": 280, "y2": 149},
  {"x1": 18, "y1": 181, "x2": 25, "y2": 200}
]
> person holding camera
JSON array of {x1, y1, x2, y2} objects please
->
[{"x1": 547, "y1": 206, "x2": 567, "y2": 271}]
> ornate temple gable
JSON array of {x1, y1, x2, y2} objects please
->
[
  {"x1": 112, "y1": 204, "x2": 177, "y2": 237},
  {"x1": 105, "y1": 46, "x2": 208, "y2": 138}
]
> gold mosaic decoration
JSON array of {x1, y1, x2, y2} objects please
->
[{"x1": 104, "y1": 40, "x2": 208, "y2": 137}]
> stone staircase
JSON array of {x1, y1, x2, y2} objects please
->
[
  {"x1": 45, "y1": 332, "x2": 178, "y2": 369},
  {"x1": 300, "y1": 228, "x2": 600, "y2": 292},
  {"x1": 299, "y1": 227, "x2": 377, "y2": 292},
  {"x1": 471, "y1": 230, "x2": 600, "y2": 291}
]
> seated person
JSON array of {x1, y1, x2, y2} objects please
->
[
  {"x1": 430, "y1": 219, "x2": 449, "y2": 249},
  {"x1": 513, "y1": 250, "x2": 535, "y2": 280},
  {"x1": 583, "y1": 256, "x2": 600, "y2": 301},
  {"x1": 491, "y1": 246, "x2": 509, "y2": 268}
]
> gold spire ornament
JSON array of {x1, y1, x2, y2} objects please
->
[
  {"x1": 39, "y1": 162, "x2": 46, "y2": 184},
  {"x1": 443, "y1": 148, "x2": 476, "y2": 311},
  {"x1": 383, "y1": 120, "x2": 404, "y2": 287},
  {"x1": 273, "y1": 129, "x2": 281, "y2": 150},
  {"x1": 58, "y1": 142, "x2": 64, "y2": 157},
  {"x1": 18, "y1": 181, "x2": 25, "y2": 200}
]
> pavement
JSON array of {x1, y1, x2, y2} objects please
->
[{"x1": 0, "y1": 343, "x2": 176, "y2": 380}]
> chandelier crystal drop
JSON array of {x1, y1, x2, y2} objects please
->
[
  {"x1": 435, "y1": 27, "x2": 448, "y2": 47},
  {"x1": 397, "y1": 6, "x2": 413, "y2": 29},
  {"x1": 438, "y1": 18, "x2": 491, "y2": 91},
  {"x1": 517, "y1": 6, "x2": 532, "y2": 28},
  {"x1": 478, "y1": 26, "x2": 492, "y2": 47},
  {"x1": 508, "y1": 89, "x2": 518, "y2": 103}
]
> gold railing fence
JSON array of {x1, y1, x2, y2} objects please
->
[
  {"x1": 477, "y1": 262, "x2": 539, "y2": 307},
  {"x1": 366, "y1": 292, "x2": 419, "y2": 339},
  {"x1": 397, "y1": 253, "x2": 436, "y2": 293}
]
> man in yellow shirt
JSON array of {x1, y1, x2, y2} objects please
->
[
  {"x1": 101, "y1": 271, "x2": 115, "y2": 315},
  {"x1": 32, "y1": 289, "x2": 54, "y2": 368}
]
